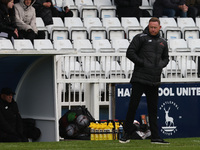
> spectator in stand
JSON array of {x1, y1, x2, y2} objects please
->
[
  {"x1": 186, "y1": 0, "x2": 200, "y2": 20},
  {"x1": 0, "y1": 87, "x2": 28, "y2": 142},
  {"x1": 0, "y1": 0, "x2": 19, "y2": 41},
  {"x1": 153, "y1": 0, "x2": 188, "y2": 18},
  {"x1": 33, "y1": 0, "x2": 73, "y2": 26},
  {"x1": 51, "y1": 0, "x2": 73, "y2": 21},
  {"x1": 15, "y1": 0, "x2": 45, "y2": 43},
  {"x1": 114, "y1": 0, "x2": 151, "y2": 21}
]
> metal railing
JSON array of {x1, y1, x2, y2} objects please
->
[{"x1": 56, "y1": 52, "x2": 200, "y2": 119}]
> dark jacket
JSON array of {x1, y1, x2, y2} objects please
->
[
  {"x1": 114, "y1": 0, "x2": 144, "y2": 20},
  {"x1": 0, "y1": 97, "x2": 24, "y2": 139},
  {"x1": 0, "y1": 2, "x2": 17, "y2": 37},
  {"x1": 153, "y1": 0, "x2": 186, "y2": 17},
  {"x1": 126, "y1": 27, "x2": 169, "y2": 86},
  {"x1": 33, "y1": 0, "x2": 53, "y2": 25}
]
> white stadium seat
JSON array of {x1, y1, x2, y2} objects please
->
[
  {"x1": 64, "y1": 17, "x2": 88, "y2": 40},
  {"x1": 102, "y1": 17, "x2": 125, "y2": 40},
  {"x1": 46, "y1": 17, "x2": 69, "y2": 41},
  {"x1": 93, "y1": 0, "x2": 116, "y2": 19},
  {"x1": 83, "y1": 17, "x2": 107, "y2": 40},
  {"x1": 159, "y1": 17, "x2": 182, "y2": 39},
  {"x1": 0, "y1": 39, "x2": 14, "y2": 50},
  {"x1": 121, "y1": 17, "x2": 143, "y2": 41},
  {"x1": 14, "y1": 39, "x2": 34, "y2": 50},
  {"x1": 34, "y1": 39, "x2": 54, "y2": 50},
  {"x1": 75, "y1": 0, "x2": 98, "y2": 18},
  {"x1": 177, "y1": 17, "x2": 199, "y2": 40}
]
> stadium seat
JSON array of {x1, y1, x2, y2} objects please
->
[
  {"x1": 53, "y1": 39, "x2": 75, "y2": 51},
  {"x1": 121, "y1": 17, "x2": 143, "y2": 41},
  {"x1": 119, "y1": 53, "x2": 134, "y2": 78},
  {"x1": 73, "y1": 39, "x2": 95, "y2": 52},
  {"x1": 177, "y1": 17, "x2": 199, "y2": 40},
  {"x1": 83, "y1": 17, "x2": 107, "y2": 40},
  {"x1": 162, "y1": 59, "x2": 181, "y2": 78},
  {"x1": 64, "y1": 56, "x2": 85, "y2": 92},
  {"x1": 36, "y1": 17, "x2": 48, "y2": 39},
  {"x1": 187, "y1": 39, "x2": 200, "y2": 52},
  {"x1": 111, "y1": 39, "x2": 130, "y2": 52},
  {"x1": 64, "y1": 17, "x2": 88, "y2": 40},
  {"x1": 93, "y1": 0, "x2": 116, "y2": 19},
  {"x1": 178, "y1": 57, "x2": 197, "y2": 78},
  {"x1": 34, "y1": 39, "x2": 54, "y2": 50},
  {"x1": 159, "y1": 17, "x2": 182, "y2": 39},
  {"x1": 139, "y1": 0, "x2": 153, "y2": 16},
  {"x1": 81, "y1": 56, "x2": 104, "y2": 78},
  {"x1": 102, "y1": 17, "x2": 125, "y2": 40},
  {"x1": 0, "y1": 39, "x2": 13, "y2": 50},
  {"x1": 13, "y1": 39, "x2": 34, "y2": 50},
  {"x1": 100, "y1": 56, "x2": 125, "y2": 78},
  {"x1": 74, "y1": 0, "x2": 98, "y2": 18},
  {"x1": 92, "y1": 39, "x2": 114, "y2": 52},
  {"x1": 139, "y1": 17, "x2": 151, "y2": 30},
  {"x1": 46, "y1": 17, "x2": 69, "y2": 41},
  {"x1": 168, "y1": 39, "x2": 190, "y2": 52}
]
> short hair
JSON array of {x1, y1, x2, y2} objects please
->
[
  {"x1": 149, "y1": 17, "x2": 160, "y2": 25},
  {"x1": 1, "y1": 0, "x2": 12, "y2": 5}
]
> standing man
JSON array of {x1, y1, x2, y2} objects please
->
[
  {"x1": 0, "y1": 87, "x2": 28, "y2": 142},
  {"x1": 119, "y1": 17, "x2": 169, "y2": 144}
]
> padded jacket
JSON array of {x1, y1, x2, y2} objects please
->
[
  {"x1": 0, "y1": 97, "x2": 23, "y2": 138},
  {"x1": 0, "y1": 2, "x2": 17, "y2": 34},
  {"x1": 14, "y1": 0, "x2": 38, "y2": 33},
  {"x1": 127, "y1": 27, "x2": 169, "y2": 86}
]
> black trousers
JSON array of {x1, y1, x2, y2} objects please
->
[{"x1": 124, "y1": 82, "x2": 160, "y2": 139}]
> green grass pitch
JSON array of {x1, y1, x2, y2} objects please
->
[{"x1": 0, "y1": 137, "x2": 200, "y2": 150}]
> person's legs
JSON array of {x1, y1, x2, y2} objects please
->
[
  {"x1": 187, "y1": 6, "x2": 198, "y2": 20},
  {"x1": 163, "y1": 8, "x2": 176, "y2": 17},
  {"x1": 176, "y1": 9, "x2": 187, "y2": 17},
  {"x1": 145, "y1": 85, "x2": 159, "y2": 139},
  {"x1": 119, "y1": 82, "x2": 145, "y2": 143},
  {"x1": 123, "y1": 82, "x2": 145, "y2": 133},
  {"x1": 145, "y1": 85, "x2": 170, "y2": 144}
]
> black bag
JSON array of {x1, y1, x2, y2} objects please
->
[
  {"x1": 23, "y1": 118, "x2": 41, "y2": 141},
  {"x1": 59, "y1": 106, "x2": 95, "y2": 139}
]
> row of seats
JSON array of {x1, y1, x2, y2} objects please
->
[
  {"x1": 2, "y1": 38, "x2": 200, "y2": 53},
  {"x1": 0, "y1": 38, "x2": 197, "y2": 79},
  {"x1": 0, "y1": 38, "x2": 129, "y2": 52},
  {"x1": 36, "y1": 16, "x2": 200, "y2": 42},
  {"x1": 65, "y1": 0, "x2": 154, "y2": 18}
]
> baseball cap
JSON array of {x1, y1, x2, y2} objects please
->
[{"x1": 1, "y1": 88, "x2": 16, "y2": 95}]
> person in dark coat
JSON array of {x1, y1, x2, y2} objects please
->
[
  {"x1": 119, "y1": 17, "x2": 169, "y2": 144},
  {"x1": 0, "y1": 88, "x2": 28, "y2": 142},
  {"x1": 33, "y1": 0, "x2": 54, "y2": 25},
  {"x1": 153, "y1": 0, "x2": 188, "y2": 17},
  {"x1": 0, "y1": 0, "x2": 19, "y2": 40},
  {"x1": 186, "y1": 0, "x2": 200, "y2": 20},
  {"x1": 114, "y1": 0, "x2": 151, "y2": 21},
  {"x1": 33, "y1": 0, "x2": 73, "y2": 26}
]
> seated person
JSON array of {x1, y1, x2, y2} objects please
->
[
  {"x1": 15, "y1": 0, "x2": 45, "y2": 43},
  {"x1": 0, "y1": 0, "x2": 19, "y2": 41},
  {"x1": 153, "y1": 0, "x2": 188, "y2": 18},
  {"x1": 186, "y1": 0, "x2": 200, "y2": 20},
  {"x1": 33, "y1": 0, "x2": 73, "y2": 26},
  {"x1": 0, "y1": 88, "x2": 28, "y2": 142},
  {"x1": 114, "y1": 0, "x2": 151, "y2": 21},
  {"x1": 51, "y1": 0, "x2": 73, "y2": 21}
]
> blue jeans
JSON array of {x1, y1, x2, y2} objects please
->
[{"x1": 163, "y1": 8, "x2": 187, "y2": 17}]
